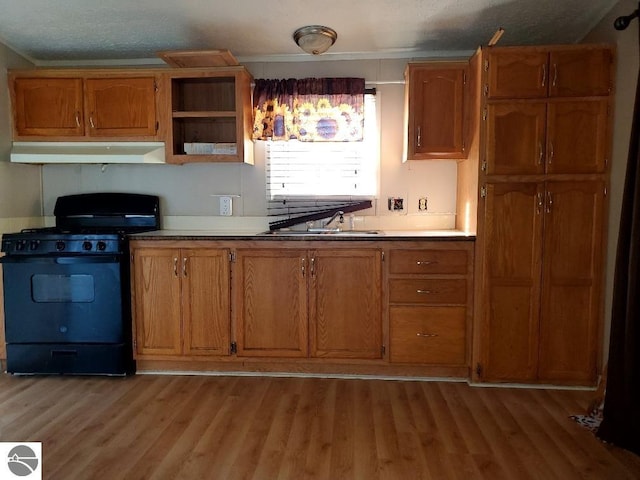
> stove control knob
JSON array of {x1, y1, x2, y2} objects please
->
[
  {"x1": 55, "y1": 241, "x2": 66, "y2": 251},
  {"x1": 15, "y1": 240, "x2": 27, "y2": 251},
  {"x1": 82, "y1": 241, "x2": 93, "y2": 251},
  {"x1": 96, "y1": 241, "x2": 107, "y2": 251},
  {"x1": 29, "y1": 240, "x2": 40, "y2": 251}
]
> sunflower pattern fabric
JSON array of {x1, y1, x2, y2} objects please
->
[{"x1": 252, "y1": 78, "x2": 365, "y2": 142}]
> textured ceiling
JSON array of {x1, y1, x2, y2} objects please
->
[{"x1": 0, "y1": 0, "x2": 620, "y2": 64}]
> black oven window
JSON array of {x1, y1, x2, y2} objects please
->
[{"x1": 31, "y1": 274, "x2": 95, "y2": 303}]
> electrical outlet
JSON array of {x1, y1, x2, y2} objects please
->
[
  {"x1": 388, "y1": 197, "x2": 404, "y2": 211},
  {"x1": 418, "y1": 197, "x2": 428, "y2": 211},
  {"x1": 219, "y1": 196, "x2": 232, "y2": 216}
]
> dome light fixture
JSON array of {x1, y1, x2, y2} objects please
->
[{"x1": 293, "y1": 25, "x2": 337, "y2": 55}]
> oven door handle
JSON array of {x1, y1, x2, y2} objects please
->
[{"x1": 0, "y1": 255, "x2": 121, "y2": 264}]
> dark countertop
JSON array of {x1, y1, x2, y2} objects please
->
[{"x1": 130, "y1": 229, "x2": 476, "y2": 241}]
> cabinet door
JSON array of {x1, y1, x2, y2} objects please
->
[
  {"x1": 485, "y1": 103, "x2": 547, "y2": 175},
  {"x1": 538, "y1": 181, "x2": 605, "y2": 383},
  {"x1": 182, "y1": 249, "x2": 230, "y2": 356},
  {"x1": 546, "y1": 99, "x2": 609, "y2": 174},
  {"x1": 234, "y1": 249, "x2": 308, "y2": 357},
  {"x1": 486, "y1": 50, "x2": 548, "y2": 99},
  {"x1": 85, "y1": 77, "x2": 157, "y2": 136},
  {"x1": 309, "y1": 249, "x2": 382, "y2": 358},
  {"x1": 478, "y1": 183, "x2": 543, "y2": 381},
  {"x1": 132, "y1": 248, "x2": 182, "y2": 356},
  {"x1": 13, "y1": 78, "x2": 84, "y2": 136},
  {"x1": 548, "y1": 48, "x2": 613, "y2": 97},
  {"x1": 407, "y1": 65, "x2": 466, "y2": 159}
]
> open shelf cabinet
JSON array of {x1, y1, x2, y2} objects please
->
[{"x1": 163, "y1": 67, "x2": 254, "y2": 164}]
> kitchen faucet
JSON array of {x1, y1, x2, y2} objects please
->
[
  {"x1": 306, "y1": 210, "x2": 345, "y2": 233},
  {"x1": 323, "y1": 210, "x2": 345, "y2": 229}
]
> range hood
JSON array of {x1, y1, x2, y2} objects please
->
[{"x1": 10, "y1": 142, "x2": 166, "y2": 164}]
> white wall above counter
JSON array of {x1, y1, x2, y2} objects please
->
[{"x1": 10, "y1": 141, "x2": 166, "y2": 164}]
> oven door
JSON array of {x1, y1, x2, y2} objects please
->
[{"x1": 2, "y1": 255, "x2": 125, "y2": 344}]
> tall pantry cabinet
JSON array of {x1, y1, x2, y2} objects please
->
[{"x1": 472, "y1": 44, "x2": 614, "y2": 385}]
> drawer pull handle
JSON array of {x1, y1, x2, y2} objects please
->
[
  {"x1": 416, "y1": 333, "x2": 438, "y2": 338},
  {"x1": 416, "y1": 261, "x2": 436, "y2": 266},
  {"x1": 416, "y1": 289, "x2": 432, "y2": 294}
]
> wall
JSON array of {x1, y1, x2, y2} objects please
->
[
  {"x1": 583, "y1": 0, "x2": 639, "y2": 363},
  {"x1": 40, "y1": 57, "x2": 463, "y2": 231},
  {"x1": 0, "y1": 43, "x2": 41, "y2": 233}
]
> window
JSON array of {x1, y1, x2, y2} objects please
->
[{"x1": 265, "y1": 93, "x2": 378, "y2": 199}]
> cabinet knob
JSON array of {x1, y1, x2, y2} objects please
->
[
  {"x1": 416, "y1": 126, "x2": 422, "y2": 148},
  {"x1": 416, "y1": 289, "x2": 432, "y2": 294},
  {"x1": 416, "y1": 333, "x2": 438, "y2": 338}
]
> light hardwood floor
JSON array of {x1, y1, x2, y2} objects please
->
[{"x1": 0, "y1": 373, "x2": 638, "y2": 479}]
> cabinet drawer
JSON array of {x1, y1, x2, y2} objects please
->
[
  {"x1": 389, "y1": 306, "x2": 466, "y2": 364},
  {"x1": 389, "y1": 279, "x2": 466, "y2": 304},
  {"x1": 389, "y1": 249, "x2": 468, "y2": 274}
]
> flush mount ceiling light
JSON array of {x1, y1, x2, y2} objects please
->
[{"x1": 293, "y1": 25, "x2": 337, "y2": 55}]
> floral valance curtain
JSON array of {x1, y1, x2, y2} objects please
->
[{"x1": 252, "y1": 77, "x2": 365, "y2": 142}]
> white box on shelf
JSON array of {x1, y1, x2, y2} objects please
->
[{"x1": 184, "y1": 143, "x2": 237, "y2": 155}]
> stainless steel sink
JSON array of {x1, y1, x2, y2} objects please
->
[{"x1": 260, "y1": 229, "x2": 382, "y2": 236}]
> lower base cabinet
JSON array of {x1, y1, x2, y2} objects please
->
[
  {"x1": 233, "y1": 249, "x2": 308, "y2": 357},
  {"x1": 387, "y1": 244, "x2": 473, "y2": 367},
  {"x1": 131, "y1": 245, "x2": 231, "y2": 357},
  {"x1": 234, "y1": 247, "x2": 383, "y2": 359},
  {"x1": 129, "y1": 239, "x2": 474, "y2": 378}
]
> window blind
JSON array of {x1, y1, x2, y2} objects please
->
[{"x1": 265, "y1": 93, "x2": 378, "y2": 201}]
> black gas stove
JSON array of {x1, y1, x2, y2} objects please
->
[{"x1": 1, "y1": 192, "x2": 161, "y2": 375}]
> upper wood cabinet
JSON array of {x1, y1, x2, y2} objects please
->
[
  {"x1": 485, "y1": 46, "x2": 614, "y2": 99},
  {"x1": 12, "y1": 78, "x2": 84, "y2": 136},
  {"x1": 131, "y1": 245, "x2": 231, "y2": 358},
  {"x1": 485, "y1": 98, "x2": 609, "y2": 175},
  {"x1": 404, "y1": 62, "x2": 469, "y2": 160},
  {"x1": 10, "y1": 73, "x2": 159, "y2": 140},
  {"x1": 85, "y1": 77, "x2": 157, "y2": 136},
  {"x1": 162, "y1": 67, "x2": 254, "y2": 165}
]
